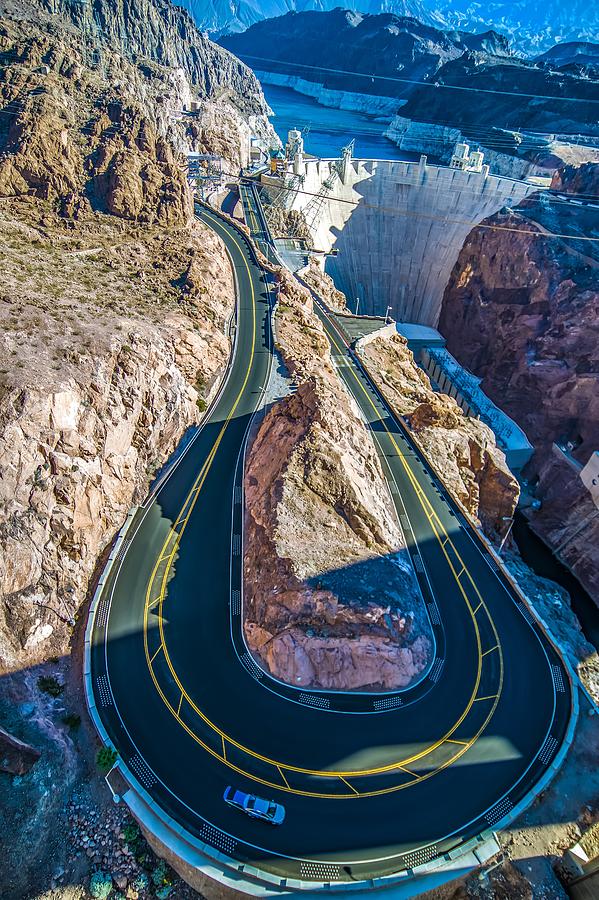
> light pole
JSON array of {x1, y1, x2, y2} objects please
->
[
  {"x1": 385, "y1": 305, "x2": 392, "y2": 324},
  {"x1": 355, "y1": 296, "x2": 360, "y2": 316},
  {"x1": 498, "y1": 515, "x2": 514, "y2": 554}
]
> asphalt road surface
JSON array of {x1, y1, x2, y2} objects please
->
[{"x1": 90, "y1": 204, "x2": 573, "y2": 884}]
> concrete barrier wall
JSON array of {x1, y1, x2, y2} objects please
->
[{"x1": 290, "y1": 157, "x2": 537, "y2": 326}]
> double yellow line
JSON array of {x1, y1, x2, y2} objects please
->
[{"x1": 141, "y1": 214, "x2": 503, "y2": 798}]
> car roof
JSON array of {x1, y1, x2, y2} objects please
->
[{"x1": 253, "y1": 797, "x2": 270, "y2": 814}]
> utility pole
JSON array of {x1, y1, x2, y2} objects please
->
[{"x1": 498, "y1": 516, "x2": 514, "y2": 554}]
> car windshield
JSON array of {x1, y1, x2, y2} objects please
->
[
  {"x1": 246, "y1": 796, "x2": 256, "y2": 809},
  {"x1": 267, "y1": 803, "x2": 277, "y2": 816}
]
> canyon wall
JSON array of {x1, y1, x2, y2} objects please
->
[
  {"x1": 439, "y1": 202, "x2": 599, "y2": 603},
  {"x1": 0, "y1": 0, "x2": 277, "y2": 892},
  {"x1": 243, "y1": 267, "x2": 433, "y2": 691},
  {"x1": 284, "y1": 156, "x2": 536, "y2": 325}
]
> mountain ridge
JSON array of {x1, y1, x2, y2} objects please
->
[{"x1": 178, "y1": 0, "x2": 599, "y2": 55}]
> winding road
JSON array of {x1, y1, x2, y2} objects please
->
[{"x1": 88, "y1": 203, "x2": 573, "y2": 888}]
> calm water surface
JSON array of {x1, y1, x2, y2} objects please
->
[{"x1": 260, "y1": 82, "x2": 416, "y2": 161}]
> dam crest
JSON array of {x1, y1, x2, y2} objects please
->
[{"x1": 261, "y1": 145, "x2": 539, "y2": 326}]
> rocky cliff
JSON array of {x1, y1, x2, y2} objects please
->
[
  {"x1": 439, "y1": 188, "x2": 599, "y2": 603},
  {"x1": 398, "y1": 50, "x2": 599, "y2": 139},
  {"x1": 243, "y1": 267, "x2": 433, "y2": 691},
  {"x1": 356, "y1": 330, "x2": 520, "y2": 538},
  {"x1": 0, "y1": 0, "x2": 274, "y2": 669}
]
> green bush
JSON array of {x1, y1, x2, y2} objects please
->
[
  {"x1": 122, "y1": 823, "x2": 140, "y2": 847},
  {"x1": 151, "y1": 860, "x2": 174, "y2": 888},
  {"x1": 37, "y1": 675, "x2": 64, "y2": 697},
  {"x1": 132, "y1": 873, "x2": 150, "y2": 891},
  {"x1": 89, "y1": 871, "x2": 112, "y2": 899},
  {"x1": 96, "y1": 745, "x2": 118, "y2": 772},
  {"x1": 62, "y1": 713, "x2": 81, "y2": 730}
]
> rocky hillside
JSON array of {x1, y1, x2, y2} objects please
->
[
  {"x1": 243, "y1": 265, "x2": 433, "y2": 691},
  {"x1": 398, "y1": 50, "x2": 599, "y2": 139},
  {"x1": 355, "y1": 330, "x2": 520, "y2": 539},
  {"x1": 537, "y1": 41, "x2": 599, "y2": 78},
  {"x1": 221, "y1": 9, "x2": 599, "y2": 147},
  {"x1": 0, "y1": 0, "x2": 275, "y2": 892},
  {"x1": 439, "y1": 173, "x2": 599, "y2": 603},
  {"x1": 0, "y1": 0, "x2": 275, "y2": 670},
  {"x1": 220, "y1": 10, "x2": 510, "y2": 100}
]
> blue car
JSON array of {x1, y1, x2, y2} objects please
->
[{"x1": 223, "y1": 786, "x2": 285, "y2": 825}]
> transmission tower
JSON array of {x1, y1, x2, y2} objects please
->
[{"x1": 299, "y1": 139, "x2": 354, "y2": 236}]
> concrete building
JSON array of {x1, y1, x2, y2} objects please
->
[
  {"x1": 286, "y1": 128, "x2": 304, "y2": 174},
  {"x1": 581, "y1": 451, "x2": 599, "y2": 508},
  {"x1": 450, "y1": 142, "x2": 486, "y2": 173},
  {"x1": 274, "y1": 153, "x2": 538, "y2": 326},
  {"x1": 420, "y1": 347, "x2": 533, "y2": 471}
]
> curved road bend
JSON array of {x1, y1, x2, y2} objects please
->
[{"x1": 90, "y1": 206, "x2": 573, "y2": 885}]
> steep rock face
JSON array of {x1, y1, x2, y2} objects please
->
[
  {"x1": 37, "y1": 0, "x2": 269, "y2": 117},
  {"x1": 0, "y1": 206, "x2": 236, "y2": 669},
  {"x1": 439, "y1": 204, "x2": 599, "y2": 601},
  {"x1": 399, "y1": 51, "x2": 599, "y2": 138},
  {"x1": 244, "y1": 268, "x2": 432, "y2": 691},
  {"x1": 551, "y1": 161, "x2": 599, "y2": 197},
  {"x1": 0, "y1": 6, "x2": 273, "y2": 222},
  {"x1": 357, "y1": 331, "x2": 519, "y2": 537}
]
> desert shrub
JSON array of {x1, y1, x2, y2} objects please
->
[
  {"x1": 96, "y1": 745, "x2": 118, "y2": 771},
  {"x1": 89, "y1": 871, "x2": 112, "y2": 899},
  {"x1": 37, "y1": 676, "x2": 64, "y2": 697},
  {"x1": 151, "y1": 860, "x2": 174, "y2": 888},
  {"x1": 62, "y1": 713, "x2": 81, "y2": 730},
  {"x1": 132, "y1": 873, "x2": 149, "y2": 891},
  {"x1": 122, "y1": 823, "x2": 140, "y2": 845}
]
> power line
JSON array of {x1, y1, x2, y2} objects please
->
[
  {"x1": 237, "y1": 53, "x2": 599, "y2": 105},
  {"x1": 231, "y1": 172, "x2": 599, "y2": 244}
]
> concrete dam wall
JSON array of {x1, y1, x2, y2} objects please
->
[{"x1": 283, "y1": 156, "x2": 537, "y2": 326}]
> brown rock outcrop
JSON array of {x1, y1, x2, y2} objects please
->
[
  {"x1": 357, "y1": 331, "x2": 519, "y2": 538},
  {"x1": 0, "y1": 0, "x2": 276, "y2": 221},
  {"x1": 244, "y1": 269, "x2": 433, "y2": 691},
  {"x1": 0, "y1": 205, "x2": 236, "y2": 670},
  {"x1": 439, "y1": 200, "x2": 599, "y2": 601},
  {"x1": 300, "y1": 258, "x2": 348, "y2": 312},
  {"x1": 551, "y1": 161, "x2": 599, "y2": 196}
]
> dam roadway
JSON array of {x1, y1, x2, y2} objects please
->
[{"x1": 88, "y1": 204, "x2": 573, "y2": 890}]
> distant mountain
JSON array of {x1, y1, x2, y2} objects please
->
[
  {"x1": 220, "y1": 10, "x2": 511, "y2": 99},
  {"x1": 220, "y1": 10, "x2": 599, "y2": 140},
  {"x1": 177, "y1": 1, "x2": 440, "y2": 37},
  {"x1": 176, "y1": 0, "x2": 599, "y2": 54},
  {"x1": 536, "y1": 41, "x2": 599, "y2": 78}
]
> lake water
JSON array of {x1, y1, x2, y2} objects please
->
[{"x1": 261, "y1": 82, "x2": 416, "y2": 161}]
